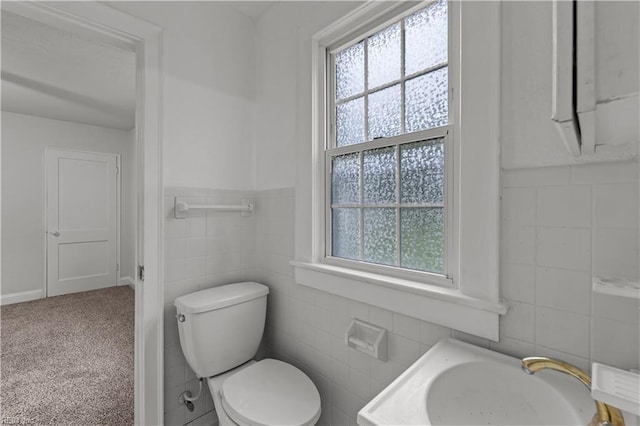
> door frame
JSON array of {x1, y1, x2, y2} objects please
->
[
  {"x1": 44, "y1": 148, "x2": 121, "y2": 297},
  {"x1": 2, "y1": 2, "x2": 165, "y2": 424}
]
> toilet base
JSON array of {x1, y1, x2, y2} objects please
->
[{"x1": 207, "y1": 361, "x2": 256, "y2": 426}]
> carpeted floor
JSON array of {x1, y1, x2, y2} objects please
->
[{"x1": 0, "y1": 286, "x2": 134, "y2": 425}]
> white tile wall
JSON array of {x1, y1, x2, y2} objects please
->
[
  {"x1": 163, "y1": 187, "x2": 260, "y2": 426},
  {"x1": 163, "y1": 160, "x2": 639, "y2": 426},
  {"x1": 502, "y1": 160, "x2": 639, "y2": 373}
]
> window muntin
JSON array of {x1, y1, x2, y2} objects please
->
[
  {"x1": 332, "y1": 0, "x2": 448, "y2": 147},
  {"x1": 327, "y1": 0, "x2": 450, "y2": 278}
]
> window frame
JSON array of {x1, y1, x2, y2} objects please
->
[
  {"x1": 294, "y1": 0, "x2": 506, "y2": 341},
  {"x1": 325, "y1": 127, "x2": 455, "y2": 288},
  {"x1": 324, "y1": 1, "x2": 457, "y2": 287}
]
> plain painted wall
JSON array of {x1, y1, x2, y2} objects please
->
[
  {"x1": 106, "y1": 1, "x2": 257, "y2": 190},
  {"x1": 1, "y1": 111, "x2": 135, "y2": 296}
]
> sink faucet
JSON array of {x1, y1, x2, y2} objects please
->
[{"x1": 521, "y1": 357, "x2": 625, "y2": 426}]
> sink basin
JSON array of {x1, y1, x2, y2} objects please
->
[{"x1": 358, "y1": 338, "x2": 594, "y2": 425}]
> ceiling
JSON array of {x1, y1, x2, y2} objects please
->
[
  {"x1": 227, "y1": 1, "x2": 274, "y2": 20},
  {"x1": 1, "y1": 10, "x2": 136, "y2": 130},
  {"x1": 0, "y1": 3, "x2": 274, "y2": 131}
]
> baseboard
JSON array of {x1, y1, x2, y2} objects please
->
[
  {"x1": 118, "y1": 276, "x2": 136, "y2": 290},
  {"x1": 0, "y1": 289, "x2": 43, "y2": 306}
]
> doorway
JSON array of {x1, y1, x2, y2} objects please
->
[{"x1": 0, "y1": 2, "x2": 163, "y2": 424}]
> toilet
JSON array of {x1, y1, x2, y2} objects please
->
[{"x1": 175, "y1": 282, "x2": 321, "y2": 426}]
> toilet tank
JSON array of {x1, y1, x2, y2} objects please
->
[{"x1": 175, "y1": 282, "x2": 269, "y2": 378}]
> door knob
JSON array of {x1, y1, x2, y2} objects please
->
[{"x1": 51, "y1": 231, "x2": 60, "y2": 237}]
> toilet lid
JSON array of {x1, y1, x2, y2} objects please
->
[{"x1": 221, "y1": 359, "x2": 321, "y2": 426}]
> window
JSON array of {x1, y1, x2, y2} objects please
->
[
  {"x1": 327, "y1": 0, "x2": 452, "y2": 282},
  {"x1": 295, "y1": 1, "x2": 504, "y2": 341}
]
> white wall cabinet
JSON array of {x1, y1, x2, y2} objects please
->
[{"x1": 553, "y1": 0, "x2": 639, "y2": 160}]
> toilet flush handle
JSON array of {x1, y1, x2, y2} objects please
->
[{"x1": 176, "y1": 314, "x2": 185, "y2": 322}]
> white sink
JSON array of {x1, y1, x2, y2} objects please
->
[{"x1": 358, "y1": 338, "x2": 594, "y2": 425}]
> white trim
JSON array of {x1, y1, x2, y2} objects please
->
[
  {"x1": 119, "y1": 276, "x2": 136, "y2": 290},
  {"x1": 293, "y1": 262, "x2": 505, "y2": 340},
  {"x1": 2, "y1": 3, "x2": 164, "y2": 425},
  {"x1": 551, "y1": 0, "x2": 581, "y2": 156},
  {"x1": 0, "y1": 290, "x2": 43, "y2": 306},
  {"x1": 299, "y1": 0, "x2": 502, "y2": 340},
  {"x1": 576, "y1": 1, "x2": 596, "y2": 155}
]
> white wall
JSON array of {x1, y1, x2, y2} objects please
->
[
  {"x1": 501, "y1": 1, "x2": 639, "y2": 169},
  {"x1": 152, "y1": 2, "x2": 638, "y2": 425},
  {"x1": 106, "y1": 1, "x2": 257, "y2": 190},
  {"x1": 253, "y1": 1, "x2": 362, "y2": 190},
  {"x1": 249, "y1": 2, "x2": 639, "y2": 425},
  {"x1": 1, "y1": 111, "x2": 135, "y2": 296}
]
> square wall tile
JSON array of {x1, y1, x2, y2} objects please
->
[
  {"x1": 502, "y1": 187, "x2": 536, "y2": 226},
  {"x1": 592, "y1": 292, "x2": 640, "y2": 324},
  {"x1": 500, "y1": 263, "x2": 535, "y2": 303},
  {"x1": 503, "y1": 166, "x2": 571, "y2": 188},
  {"x1": 535, "y1": 306, "x2": 590, "y2": 358},
  {"x1": 388, "y1": 333, "x2": 421, "y2": 367},
  {"x1": 593, "y1": 228, "x2": 639, "y2": 279},
  {"x1": 537, "y1": 227, "x2": 591, "y2": 271},
  {"x1": 593, "y1": 183, "x2": 639, "y2": 229},
  {"x1": 489, "y1": 336, "x2": 534, "y2": 359},
  {"x1": 500, "y1": 301, "x2": 534, "y2": 342},
  {"x1": 502, "y1": 225, "x2": 536, "y2": 265},
  {"x1": 393, "y1": 313, "x2": 421, "y2": 342},
  {"x1": 419, "y1": 321, "x2": 451, "y2": 347},
  {"x1": 535, "y1": 267, "x2": 591, "y2": 315},
  {"x1": 369, "y1": 306, "x2": 393, "y2": 332},
  {"x1": 571, "y1": 160, "x2": 639, "y2": 184},
  {"x1": 591, "y1": 317, "x2": 640, "y2": 371},
  {"x1": 537, "y1": 185, "x2": 591, "y2": 228}
]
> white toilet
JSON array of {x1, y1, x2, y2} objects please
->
[{"x1": 175, "y1": 282, "x2": 321, "y2": 426}]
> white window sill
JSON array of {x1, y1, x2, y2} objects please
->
[{"x1": 292, "y1": 261, "x2": 507, "y2": 341}]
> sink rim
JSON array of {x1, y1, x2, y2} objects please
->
[{"x1": 358, "y1": 338, "x2": 594, "y2": 426}]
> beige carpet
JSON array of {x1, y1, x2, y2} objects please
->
[{"x1": 1, "y1": 286, "x2": 134, "y2": 425}]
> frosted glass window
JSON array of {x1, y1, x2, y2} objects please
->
[
  {"x1": 368, "y1": 85, "x2": 401, "y2": 140},
  {"x1": 400, "y1": 138, "x2": 444, "y2": 204},
  {"x1": 367, "y1": 23, "x2": 401, "y2": 90},
  {"x1": 336, "y1": 97, "x2": 365, "y2": 147},
  {"x1": 405, "y1": 68, "x2": 448, "y2": 133},
  {"x1": 332, "y1": 208, "x2": 361, "y2": 260},
  {"x1": 327, "y1": 2, "x2": 450, "y2": 279},
  {"x1": 363, "y1": 147, "x2": 396, "y2": 204},
  {"x1": 332, "y1": 153, "x2": 360, "y2": 204},
  {"x1": 405, "y1": 0, "x2": 448, "y2": 75},
  {"x1": 335, "y1": 42, "x2": 365, "y2": 100},
  {"x1": 401, "y1": 208, "x2": 444, "y2": 274},
  {"x1": 364, "y1": 208, "x2": 396, "y2": 266}
]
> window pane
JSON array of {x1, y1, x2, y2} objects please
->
[
  {"x1": 405, "y1": 68, "x2": 448, "y2": 133},
  {"x1": 400, "y1": 138, "x2": 444, "y2": 204},
  {"x1": 364, "y1": 208, "x2": 396, "y2": 266},
  {"x1": 363, "y1": 147, "x2": 396, "y2": 204},
  {"x1": 336, "y1": 42, "x2": 364, "y2": 100},
  {"x1": 400, "y1": 208, "x2": 444, "y2": 273},
  {"x1": 405, "y1": 0, "x2": 448, "y2": 75},
  {"x1": 336, "y1": 97, "x2": 365, "y2": 147},
  {"x1": 332, "y1": 153, "x2": 360, "y2": 204},
  {"x1": 368, "y1": 84, "x2": 401, "y2": 140},
  {"x1": 332, "y1": 208, "x2": 361, "y2": 260},
  {"x1": 367, "y1": 23, "x2": 401, "y2": 90}
]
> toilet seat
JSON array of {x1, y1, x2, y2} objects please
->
[{"x1": 220, "y1": 359, "x2": 321, "y2": 426}]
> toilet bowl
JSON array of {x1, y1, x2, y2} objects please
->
[
  {"x1": 175, "y1": 282, "x2": 321, "y2": 426},
  {"x1": 209, "y1": 359, "x2": 321, "y2": 426}
]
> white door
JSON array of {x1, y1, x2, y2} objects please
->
[{"x1": 46, "y1": 149, "x2": 119, "y2": 297}]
